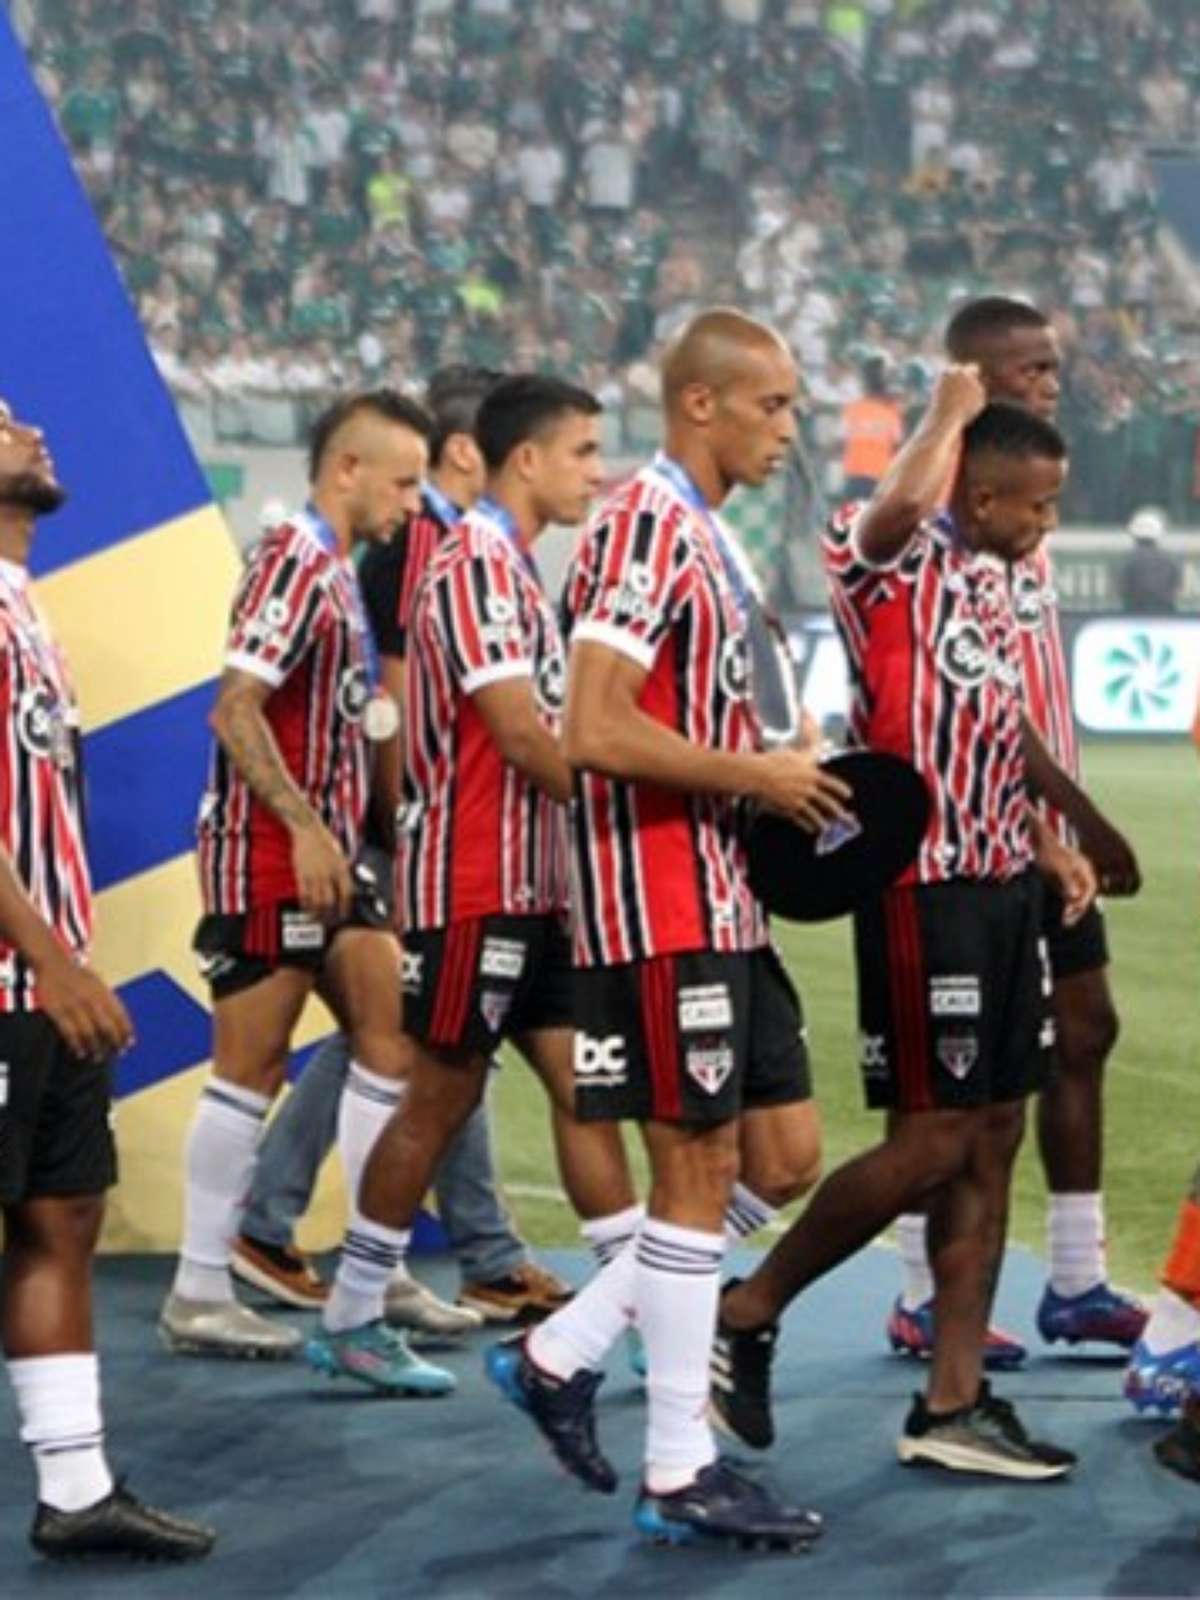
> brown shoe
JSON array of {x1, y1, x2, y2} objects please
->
[
  {"x1": 459, "y1": 1262, "x2": 574, "y2": 1325},
  {"x1": 231, "y1": 1236, "x2": 326, "y2": 1310}
]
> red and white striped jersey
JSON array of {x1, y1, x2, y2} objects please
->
[
  {"x1": 1012, "y1": 544, "x2": 1078, "y2": 846},
  {"x1": 0, "y1": 561, "x2": 92, "y2": 1011},
  {"x1": 398, "y1": 501, "x2": 567, "y2": 930},
  {"x1": 197, "y1": 513, "x2": 372, "y2": 914},
  {"x1": 359, "y1": 486, "x2": 459, "y2": 658},
  {"x1": 563, "y1": 462, "x2": 768, "y2": 968},
  {"x1": 823, "y1": 503, "x2": 1031, "y2": 885}
]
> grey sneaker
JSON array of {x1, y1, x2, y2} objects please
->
[
  {"x1": 897, "y1": 1382, "x2": 1076, "y2": 1481},
  {"x1": 384, "y1": 1274, "x2": 484, "y2": 1338},
  {"x1": 158, "y1": 1293, "x2": 302, "y2": 1359}
]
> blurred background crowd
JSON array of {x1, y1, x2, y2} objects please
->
[{"x1": 14, "y1": 0, "x2": 1200, "y2": 529}]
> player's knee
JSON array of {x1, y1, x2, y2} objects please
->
[
  {"x1": 748, "y1": 1144, "x2": 823, "y2": 1209},
  {"x1": 893, "y1": 1109, "x2": 974, "y2": 1190}
]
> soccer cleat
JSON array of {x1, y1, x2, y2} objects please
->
[
  {"x1": 31, "y1": 1482, "x2": 216, "y2": 1562},
  {"x1": 897, "y1": 1382, "x2": 1076, "y2": 1481},
  {"x1": 1154, "y1": 1410, "x2": 1200, "y2": 1483},
  {"x1": 886, "y1": 1296, "x2": 1027, "y2": 1371},
  {"x1": 485, "y1": 1334, "x2": 617, "y2": 1493},
  {"x1": 384, "y1": 1274, "x2": 484, "y2": 1339},
  {"x1": 231, "y1": 1235, "x2": 327, "y2": 1310},
  {"x1": 1037, "y1": 1282, "x2": 1147, "y2": 1350},
  {"x1": 305, "y1": 1320, "x2": 456, "y2": 1396},
  {"x1": 709, "y1": 1285, "x2": 779, "y2": 1450},
  {"x1": 633, "y1": 1460, "x2": 823, "y2": 1552},
  {"x1": 1123, "y1": 1337, "x2": 1200, "y2": 1416},
  {"x1": 158, "y1": 1294, "x2": 301, "y2": 1359},
  {"x1": 460, "y1": 1262, "x2": 574, "y2": 1325}
]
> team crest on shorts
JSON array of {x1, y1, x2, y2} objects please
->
[
  {"x1": 686, "y1": 1042, "x2": 734, "y2": 1096},
  {"x1": 480, "y1": 989, "x2": 513, "y2": 1033},
  {"x1": 936, "y1": 1032, "x2": 979, "y2": 1081}
]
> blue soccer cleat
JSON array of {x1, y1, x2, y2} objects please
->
[
  {"x1": 634, "y1": 1460, "x2": 823, "y2": 1552},
  {"x1": 485, "y1": 1335, "x2": 617, "y2": 1493},
  {"x1": 1124, "y1": 1337, "x2": 1200, "y2": 1416},
  {"x1": 305, "y1": 1320, "x2": 456, "y2": 1396},
  {"x1": 886, "y1": 1297, "x2": 1027, "y2": 1371},
  {"x1": 1037, "y1": 1283, "x2": 1147, "y2": 1350}
]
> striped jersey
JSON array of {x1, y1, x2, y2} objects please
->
[
  {"x1": 398, "y1": 501, "x2": 567, "y2": 930},
  {"x1": 0, "y1": 560, "x2": 92, "y2": 1011},
  {"x1": 359, "y1": 486, "x2": 458, "y2": 657},
  {"x1": 823, "y1": 502, "x2": 1031, "y2": 884},
  {"x1": 197, "y1": 513, "x2": 373, "y2": 913},
  {"x1": 564, "y1": 461, "x2": 768, "y2": 968},
  {"x1": 1012, "y1": 543, "x2": 1078, "y2": 845}
]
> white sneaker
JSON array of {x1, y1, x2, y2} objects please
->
[
  {"x1": 159, "y1": 1293, "x2": 302, "y2": 1359},
  {"x1": 384, "y1": 1274, "x2": 484, "y2": 1338}
]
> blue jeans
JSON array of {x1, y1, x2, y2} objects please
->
[{"x1": 241, "y1": 1035, "x2": 528, "y2": 1285}]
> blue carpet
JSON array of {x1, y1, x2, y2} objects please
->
[{"x1": 0, "y1": 1247, "x2": 1197, "y2": 1598}]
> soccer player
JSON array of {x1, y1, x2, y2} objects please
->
[
  {"x1": 306, "y1": 374, "x2": 638, "y2": 1390},
  {"x1": 231, "y1": 366, "x2": 571, "y2": 1330},
  {"x1": 712, "y1": 376, "x2": 1097, "y2": 1480},
  {"x1": 160, "y1": 391, "x2": 452, "y2": 1392},
  {"x1": 489, "y1": 310, "x2": 849, "y2": 1551},
  {"x1": 0, "y1": 400, "x2": 214, "y2": 1560},
  {"x1": 885, "y1": 298, "x2": 1144, "y2": 1370}
]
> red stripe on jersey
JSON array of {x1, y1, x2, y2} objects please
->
[
  {"x1": 397, "y1": 511, "x2": 445, "y2": 639},
  {"x1": 642, "y1": 956, "x2": 682, "y2": 1121}
]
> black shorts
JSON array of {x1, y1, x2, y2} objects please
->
[
  {"x1": 0, "y1": 1013, "x2": 117, "y2": 1206},
  {"x1": 1042, "y1": 890, "x2": 1109, "y2": 982},
  {"x1": 573, "y1": 945, "x2": 811, "y2": 1128},
  {"x1": 402, "y1": 913, "x2": 573, "y2": 1055},
  {"x1": 853, "y1": 871, "x2": 1054, "y2": 1112},
  {"x1": 194, "y1": 849, "x2": 394, "y2": 1000}
]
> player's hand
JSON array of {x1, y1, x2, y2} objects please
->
[
  {"x1": 1035, "y1": 837, "x2": 1097, "y2": 927},
  {"x1": 931, "y1": 363, "x2": 988, "y2": 426},
  {"x1": 752, "y1": 748, "x2": 853, "y2": 834},
  {"x1": 290, "y1": 821, "x2": 353, "y2": 922},
  {"x1": 1078, "y1": 818, "x2": 1141, "y2": 898},
  {"x1": 34, "y1": 950, "x2": 134, "y2": 1060}
]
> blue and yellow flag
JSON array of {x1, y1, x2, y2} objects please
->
[{"x1": 0, "y1": 14, "x2": 345, "y2": 1248}]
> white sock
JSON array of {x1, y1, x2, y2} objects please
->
[
  {"x1": 1144, "y1": 1287, "x2": 1200, "y2": 1356},
  {"x1": 725, "y1": 1181, "x2": 778, "y2": 1243},
  {"x1": 337, "y1": 1062, "x2": 406, "y2": 1205},
  {"x1": 325, "y1": 1218, "x2": 411, "y2": 1333},
  {"x1": 896, "y1": 1213, "x2": 934, "y2": 1311},
  {"x1": 173, "y1": 1080, "x2": 270, "y2": 1302},
  {"x1": 637, "y1": 1218, "x2": 725, "y2": 1494},
  {"x1": 1048, "y1": 1192, "x2": 1106, "y2": 1298},
  {"x1": 527, "y1": 1206, "x2": 645, "y2": 1379},
  {"x1": 7, "y1": 1355, "x2": 113, "y2": 1512}
]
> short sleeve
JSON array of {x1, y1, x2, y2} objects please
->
[
  {"x1": 821, "y1": 499, "x2": 922, "y2": 603},
  {"x1": 566, "y1": 501, "x2": 686, "y2": 671},
  {"x1": 431, "y1": 549, "x2": 532, "y2": 695},
  {"x1": 224, "y1": 532, "x2": 332, "y2": 687}
]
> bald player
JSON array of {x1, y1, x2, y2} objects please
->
[
  {"x1": 488, "y1": 311, "x2": 847, "y2": 1552},
  {"x1": 160, "y1": 391, "x2": 447, "y2": 1383}
]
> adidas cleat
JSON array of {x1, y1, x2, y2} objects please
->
[
  {"x1": 1124, "y1": 1337, "x2": 1200, "y2": 1416},
  {"x1": 1037, "y1": 1283, "x2": 1147, "y2": 1350},
  {"x1": 710, "y1": 1284, "x2": 779, "y2": 1450},
  {"x1": 305, "y1": 1321, "x2": 455, "y2": 1396},
  {"x1": 485, "y1": 1335, "x2": 616, "y2": 1493},
  {"x1": 886, "y1": 1296, "x2": 1027, "y2": 1371},
  {"x1": 634, "y1": 1460, "x2": 823, "y2": 1552}
]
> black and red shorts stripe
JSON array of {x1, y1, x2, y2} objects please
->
[
  {"x1": 573, "y1": 945, "x2": 811, "y2": 1128},
  {"x1": 852, "y1": 870, "x2": 1053, "y2": 1112},
  {"x1": 402, "y1": 912, "x2": 573, "y2": 1055}
]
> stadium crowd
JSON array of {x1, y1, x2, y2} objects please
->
[{"x1": 16, "y1": 0, "x2": 1200, "y2": 523}]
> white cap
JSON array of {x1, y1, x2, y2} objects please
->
[{"x1": 1128, "y1": 506, "x2": 1167, "y2": 543}]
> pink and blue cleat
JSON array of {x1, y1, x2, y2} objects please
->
[
  {"x1": 886, "y1": 1297, "x2": 1027, "y2": 1371},
  {"x1": 1036, "y1": 1283, "x2": 1147, "y2": 1350}
]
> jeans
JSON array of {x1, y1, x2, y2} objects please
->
[{"x1": 241, "y1": 1034, "x2": 528, "y2": 1285}]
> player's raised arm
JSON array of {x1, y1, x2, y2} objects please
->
[{"x1": 854, "y1": 364, "x2": 987, "y2": 565}]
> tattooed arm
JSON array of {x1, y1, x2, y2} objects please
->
[{"x1": 210, "y1": 667, "x2": 353, "y2": 919}]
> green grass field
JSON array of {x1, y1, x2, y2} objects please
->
[{"x1": 490, "y1": 740, "x2": 1199, "y2": 1292}]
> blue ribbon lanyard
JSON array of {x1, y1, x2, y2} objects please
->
[
  {"x1": 475, "y1": 494, "x2": 542, "y2": 584},
  {"x1": 421, "y1": 479, "x2": 462, "y2": 531},
  {"x1": 651, "y1": 453, "x2": 750, "y2": 615},
  {"x1": 302, "y1": 502, "x2": 380, "y2": 689}
]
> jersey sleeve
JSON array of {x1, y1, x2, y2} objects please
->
[
  {"x1": 432, "y1": 547, "x2": 532, "y2": 694},
  {"x1": 358, "y1": 539, "x2": 406, "y2": 658},
  {"x1": 566, "y1": 501, "x2": 686, "y2": 671},
  {"x1": 224, "y1": 531, "x2": 332, "y2": 688},
  {"x1": 821, "y1": 499, "x2": 923, "y2": 606}
]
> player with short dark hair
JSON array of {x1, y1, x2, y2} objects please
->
[
  {"x1": 886, "y1": 297, "x2": 1145, "y2": 1372},
  {"x1": 306, "y1": 373, "x2": 638, "y2": 1390},
  {"x1": 711, "y1": 374, "x2": 1097, "y2": 1480},
  {"x1": 159, "y1": 391, "x2": 453, "y2": 1393},
  {"x1": 0, "y1": 399, "x2": 214, "y2": 1562}
]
